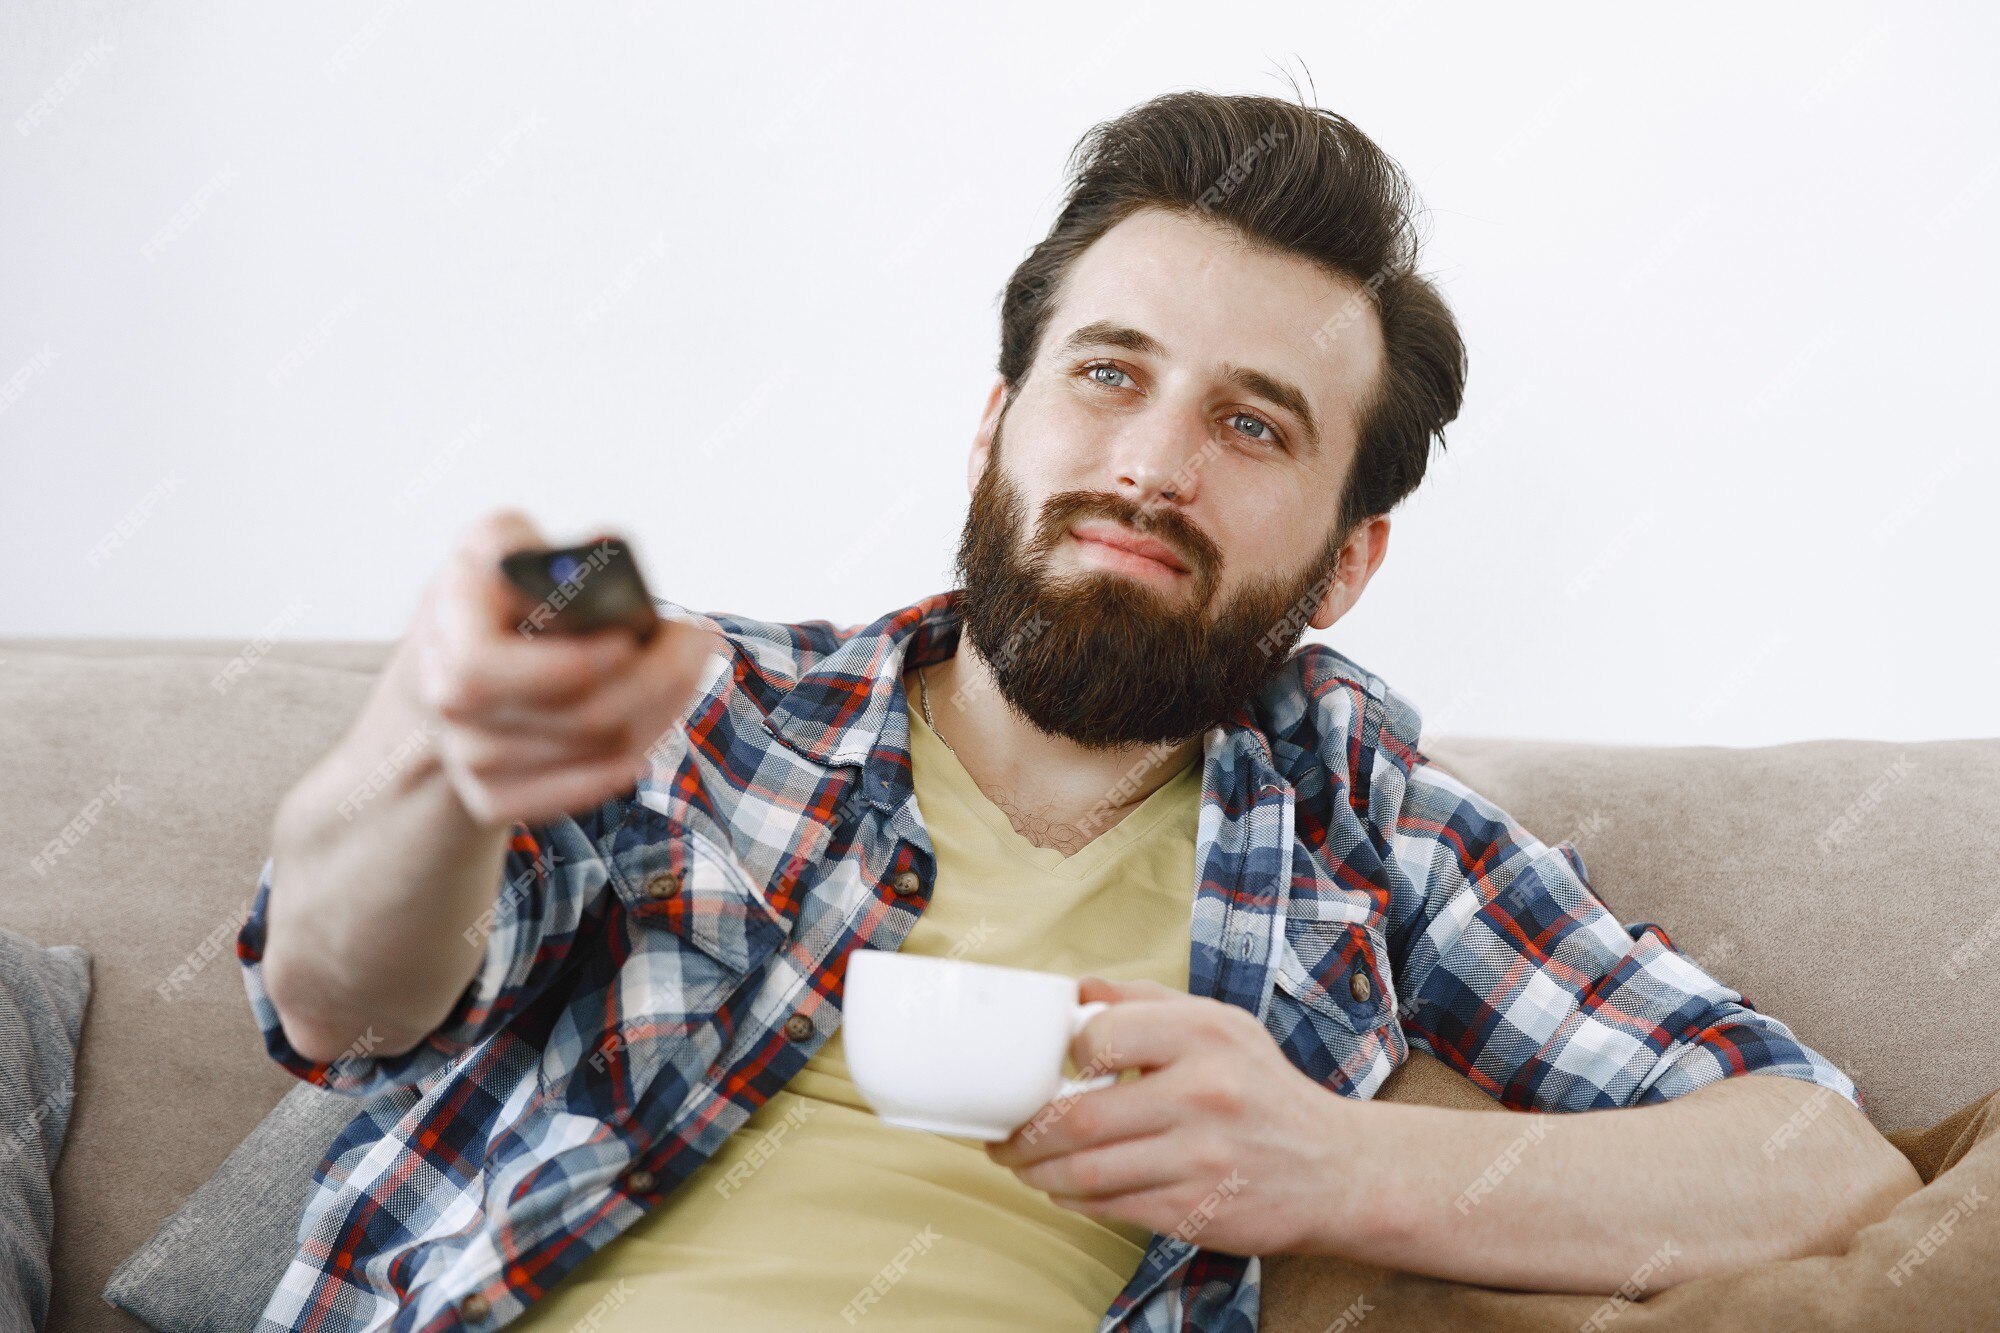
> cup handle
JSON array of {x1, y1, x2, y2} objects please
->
[{"x1": 1055, "y1": 999, "x2": 1117, "y2": 1098}]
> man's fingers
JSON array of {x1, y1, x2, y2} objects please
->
[
  {"x1": 439, "y1": 717, "x2": 629, "y2": 780},
  {"x1": 456, "y1": 507, "x2": 551, "y2": 615},
  {"x1": 454, "y1": 507, "x2": 565, "y2": 642},
  {"x1": 441, "y1": 619, "x2": 719, "y2": 740},
  {"x1": 420, "y1": 509, "x2": 642, "y2": 712},
  {"x1": 988, "y1": 1078, "x2": 1179, "y2": 1168},
  {"x1": 1069, "y1": 997, "x2": 1198, "y2": 1080},
  {"x1": 426, "y1": 623, "x2": 638, "y2": 718},
  {"x1": 463, "y1": 748, "x2": 653, "y2": 829},
  {"x1": 1018, "y1": 1130, "x2": 1185, "y2": 1201},
  {"x1": 458, "y1": 695, "x2": 630, "y2": 745},
  {"x1": 564, "y1": 618, "x2": 721, "y2": 736}
]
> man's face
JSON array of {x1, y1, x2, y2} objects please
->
[{"x1": 953, "y1": 205, "x2": 1390, "y2": 749}]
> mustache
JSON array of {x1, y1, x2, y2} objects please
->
[{"x1": 1033, "y1": 490, "x2": 1217, "y2": 577}]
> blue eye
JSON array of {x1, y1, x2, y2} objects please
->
[
  {"x1": 1083, "y1": 363, "x2": 1132, "y2": 389},
  {"x1": 1230, "y1": 413, "x2": 1280, "y2": 445}
]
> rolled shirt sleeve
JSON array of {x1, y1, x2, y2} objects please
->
[
  {"x1": 234, "y1": 805, "x2": 617, "y2": 1098},
  {"x1": 1382, "y1": 751, "x2": 1862, "y2": 1115},
  {"x1": 236, "y1": 598, "x2": 732, "y2": 1100}
]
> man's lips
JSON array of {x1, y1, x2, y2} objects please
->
[{"x1": 1067, "y1": 520, "x2": 1191, "y2": 575}]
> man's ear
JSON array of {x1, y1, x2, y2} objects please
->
[
  {"x1": 1309, "y1": 515, "x2": 1391, "y2": 631},
  {"x1": 969, "y1": 377, "x2": 1009, "y2": 494}
]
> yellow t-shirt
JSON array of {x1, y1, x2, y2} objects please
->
[{"x1": 508, "y1": 668, "x2": 1201, "y2": 1331}]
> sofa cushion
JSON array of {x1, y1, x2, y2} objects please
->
[
  {"x1": 101, "y1": 1081, "x2": 376, "y2": 1333},
  {"x1": 0, "y1": 928, "x2": 92, "y2": 1333}
]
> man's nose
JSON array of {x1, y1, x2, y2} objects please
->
[{"x1": 1105, "y1": 408, "x2": 1212, "y2": 509}]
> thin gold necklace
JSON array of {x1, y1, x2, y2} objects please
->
[{"x1": 916, "y1": 664, "x2": 960, "y2": 758}]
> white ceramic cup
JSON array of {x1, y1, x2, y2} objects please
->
[{"x1": 842, "y1": 950, "x2": 1119, "y2": 1141}]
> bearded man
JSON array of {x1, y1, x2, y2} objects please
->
[{"x1": 239, "y1": 89, "x2": 1918, "y2": 1333}]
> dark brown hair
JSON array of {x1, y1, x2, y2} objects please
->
[{"x1": 997, "y1": 89, "x2": 1467, "y2": 544}]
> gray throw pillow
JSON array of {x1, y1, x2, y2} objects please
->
[
  {"x1": 0, "y1": 928, "x2": 92, "y2": 1333},
  {"x1": 101, "y1": 1080, "x2": 375, "y2": 1332}
]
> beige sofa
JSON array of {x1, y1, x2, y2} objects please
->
[{"x1": 5, "y1": 636, "x2": 1997, "y2": 1332}]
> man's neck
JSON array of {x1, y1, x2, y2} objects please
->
[{"x1": 912, "y1": 644, "x2": 1205, "y2": 852}]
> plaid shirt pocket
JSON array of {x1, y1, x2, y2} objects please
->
[{"x1": 1268, "y1": 917, "x2": 1406, "y2": 1096}]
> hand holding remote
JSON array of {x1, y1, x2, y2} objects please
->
[{"x1": 397, "y1": 508, "x2": 722, "y2": 827}]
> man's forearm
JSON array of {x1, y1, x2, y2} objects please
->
[
  {"x1": 1299, "y1": 1072, "x2": 1924, "y2": 1294},
  {"x1": 263, "y1": 639, "x2": 512, "y2": 1064}
]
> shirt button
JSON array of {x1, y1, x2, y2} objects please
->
[
  {"x1": 457, "y1": 1291, "x2": 490, "y2": 1323},
  {"x1": 1349, "y1": 969, "x2": 1373, "y2": 1003},
  {"x1": 644, "y1": 870, "x2": 681, "y2": 900},
  {"x1": 784, "y1": 1013, "x2": 815, "y2": 1041},
  {"x1": 624, "y1": 1166, "x2": 657, "y2": 1194},
  {"x1": 892, "y1": 870, "x2": 922, "y2": 898}
]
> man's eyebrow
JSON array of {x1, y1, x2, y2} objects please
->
[
  {"x1": 1220, "y1": 363, "x2": 1321, "y2": 460},
  {"x1": 1056, "y1": 320, "x2": 1164, "y2": 359},
  {"x1": 1053, "y1": 320, "x2": 1321, "y2": 459}
]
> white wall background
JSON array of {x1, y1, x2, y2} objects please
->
[{"x1": 3, "y1": 1, "x2": 1993, "y2": 746}]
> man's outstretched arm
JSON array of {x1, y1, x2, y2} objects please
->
[{"x1": 1295, "y1": 1069, "x2": 1923, "y2": 1294}]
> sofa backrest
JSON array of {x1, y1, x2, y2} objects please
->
[{"x1": 1415, "y1": 732, "x2": 2000, "y2": 1135}]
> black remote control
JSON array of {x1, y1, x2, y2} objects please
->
[{"x1": 500, "y1": 536, "x2": 661, "y2": 643}]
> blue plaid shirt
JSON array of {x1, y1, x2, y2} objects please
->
[{"x1": 235, "y1": 587, "x2": 1861, "y2": 1331}]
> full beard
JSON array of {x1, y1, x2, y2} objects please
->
[{"x1": 951, "y1": 424, "x2": 1344, "y2": 750}]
